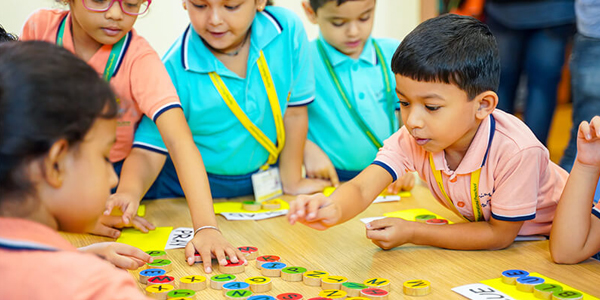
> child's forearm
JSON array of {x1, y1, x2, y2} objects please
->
[
  {"x1": 279, "y1": 106, "x2": 308, "y2": 193},
  {"x1": 156, "y1": 109, "x2": 218, "y2": 228},
  {"x1": 409, "y1": 219, "x2": 523, "y2": 250},
  {"x1": 117, "y1": 148, "x2": 166, "y2": 200},
  {"x1": 550, "y1": 161, "x2": 600, "y2": 263}
]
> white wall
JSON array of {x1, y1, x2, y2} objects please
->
[{"x1": 1, "y1": 0, "x2": 420, "y2": 57}]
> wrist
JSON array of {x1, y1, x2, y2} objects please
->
[
  {"x1": 194, "y1": 225, "x2": 221, "y2": 236},
  {"x1": 573, "y1": 160, "x2": 600, "y2": 175}
]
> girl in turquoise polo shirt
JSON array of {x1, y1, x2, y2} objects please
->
[{"x1": 133, "y1": 3, "x2": 328, "y2": 204}]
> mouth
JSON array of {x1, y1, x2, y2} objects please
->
[
  {"x1": 208, "y1": 31, "x2": 228, "y2": 38},
  {"x1": 345, "y1": 40, "x2": 361, "y2": 48},
  {"x1": 413, "y1": 137, "x2": 431, "y2": 146},
  {"x1": 101, "y1": 27, "x2": 122, "y2": 37}
]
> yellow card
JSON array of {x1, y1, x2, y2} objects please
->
[
  {"x1": 137, "y1": 204, "x2": 146, "y2": 217},
  {"x1": 481, "y1": 272, "x2": 599, "y2": 300},
  {"x1": 213, "y1": 199, "x2": 289, "y2": 214},
  {"x1": 116, "y1": 227, "x2": 173, "y2": 252},
  {"x1": 323, "y1": 187, "x2": 411, "y2": 198},
  {"x1": 383, "y1": 208, "x2": 454, "y2": 224}
]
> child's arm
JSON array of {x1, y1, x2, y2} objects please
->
[
  {"x1": 79, "y1": 242, "x2": 153, "y2": 270},
  {"x1": 366, "y1": 216, "x2": 523, "y2": 250},
  {"x1": 279, "y1": 106, "x2": 331, "y2": 194},
  {"x1": 304, "y1": 140, "x2": 340, "y2": 187},
  {"x1": 288, "y1": 165, "x2": 393, "y2": 229},
  {"x1": 550, "y1": 117, "x2": 600, "y2": 264}
]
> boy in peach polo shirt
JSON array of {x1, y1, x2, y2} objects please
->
[{"x1": 287, "y1": 14, "x2": 568, "y2": 251}]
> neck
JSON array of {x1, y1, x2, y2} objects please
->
[
  {"x1": 0, "y1": 195, "x2": 57, "y2": 230},
  {"x1": 69, "y1": 14, "x2": 103, "y2": 61},
  {"x1": 444, "y1": 120, "x2": 483, "y2": 170}
]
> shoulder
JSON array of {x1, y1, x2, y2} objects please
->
[
  {"x1": 373, "y1": 37, "x2": 401, "y2": 53},
  {"x1": 123, "y1": 29, "x2": 159, "y2": 61},
  {"x1": 162, "y1": 28, "x2": 189, "y2": 70},
  {"x1": 491, "y1": 109, "x2": 550, "y2": 160},
  {"x1": 261, "y1": 6, "x2": 304, "y2": 32},
  {"x1": 21, "y1": 9, "x2": 67, "y2": 40}
]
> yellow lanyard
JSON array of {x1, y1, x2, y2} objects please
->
[
  {"x1": 428, "y1": 115, "x2": 496, "y2": 222},
  {"x1": 209, "y1": 51, "x2": 285, "y2": 169}
]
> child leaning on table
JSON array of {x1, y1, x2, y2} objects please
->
[
  {"x1": 550, "y1": 116, "x2": 600, "y2": 264},
  {"x1": 287, "y1": 14, "x2": 568, "y2": 251},
  {"x1": 0, "y1": 41, "x2": 150, "y2": 299}
]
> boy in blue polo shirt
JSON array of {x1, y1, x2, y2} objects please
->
[
  {"x1": 132, "y1": 1, "x2": 329, "y2": 202},
  {"x1": 302, "y1": 0, "x2": 414, "y2": 191}
]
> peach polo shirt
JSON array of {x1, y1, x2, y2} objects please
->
[
  {"x1": 374, "y1": 109, "x2": 568, "y2": 235},
  {"x1": 0, "y1": 218, "x2": 150, "y2": 299},
  {"x1": 21, "y1": 9, "x2": 181, "y2": 162}
]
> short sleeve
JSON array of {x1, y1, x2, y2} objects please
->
[
  {"x1": 130, "y1": 51, "x2": 181, "y2": 122},
  {"x1": 73, "y1": 257, "x2": 150, "y2": 300},
  {"x1": 489, "y1": 148, "x2": 545, "y2": 221},
  {"x1": 372, "y1": 127, "x2": 416, "y2": 181},
  {"x1": 286, "y1": 14, "x2": 315, "y2": 107},
  {"x1": 133, "y1": 115, "x2": 168, "y2": 155},
  {"x1": 593, "y1": 202, "x2": 600, "y2": 220}
]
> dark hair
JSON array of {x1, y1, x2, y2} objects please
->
[
  {"x1": 391, "y1": 14, "x2": 500, "y2": 100},
  {"x1": 309, "y1": 0, "x2": 354, "y2": 11},
  {"x1": 0, "y1": 25, "x2": 18, "y2": 43},
  {"x1": 0, "y1": 41, "x2": 117, "y2": 200}
]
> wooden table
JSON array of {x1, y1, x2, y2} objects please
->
[{"x1": 62, "y1": 185, "x2": 600, "y2": 299}]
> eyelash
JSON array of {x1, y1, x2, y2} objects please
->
[
  {"x1": 331, "y1": 15, "x2": 371, "y2": 27},
  {"x1": 398, "y1": 101, "x2": 441, "y2": 111}
]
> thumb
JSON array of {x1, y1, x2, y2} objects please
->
[
  {"x1": 366, "y1": 217, "x2": 395, "y2": 230},
  {"x1": 92, "y1": 222, "x2": 121, "y2": 239},
  {"x1": 328, "y1": 166, "x2": 340, "y2": 187}
]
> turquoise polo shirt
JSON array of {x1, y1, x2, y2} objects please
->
[
  {"x1": 133, "y1": 7, "x2": 314, "y2": 175},
  {"x1": 307, "y1": 36, "x2": 400, "y2": 171}
]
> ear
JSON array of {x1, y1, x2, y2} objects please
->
[
  {"x1": 302, "y1": 1, "x2": 318, "y2": 24},
  {"x1": 256, "y1": 0, "x2": 268, "y2": 11},
  {"x1": 474, "y1": 91, "x2": 498, "y2": 121},
  {"x1": 182, "y1": 0, "x2": 187, "y2": 10},
  {"x1": 42, "y1": 139, "x2": 70, "y2": 188}
]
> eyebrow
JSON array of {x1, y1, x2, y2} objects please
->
[
  {"x1": 327, "y1": 8, "x2": 374, "y2": 21},
  {"x1": 395, "y1": 88, "x2": 445, "y2": 100}
]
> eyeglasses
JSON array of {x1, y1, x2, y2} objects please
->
[{"x1": 81, "y1": 0, "x2": 152, "y2": 16}]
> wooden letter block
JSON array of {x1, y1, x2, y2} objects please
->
[
  {"x1": 139, "y1": 269, "x2": 166, "y2": 284},
  {"x1": 147, "y1": 259, "x2": 173, "y2": 273},
  {"x1": 225, "y1": 289, "x2": 254, "y2": 300},
  {"x1": 243, "y1": 201, "x2": 262, "y2": 211},
  {"x1": 222, "y1": 281, "x2": 250, "y2": 295},
  {"x1": 210, "y1": 274, "x2": 236, "y2": 289},
  {"x1": 247, "y1": 295, "x2": 276, "y2": 300},
  {"x1": 277, "y1": 293, "x2": 304, "y2": 300},
  {"x1": 219, "y1": 259, "x2": 246, "y2": 274},
  {"x1": 501, "y1": 269, "x2": 529, "y2": 285},
  {"x1": 516, "y1": 276, "x2": 545, "y2": 293},
  {"x1": 342, "y1": 282, "x2": 369, "y2": 297},
  {"x1": 318, "y1": 289, "x2": 348, "y2": 299},
  {"x1": 238, "y1": 246, "x2": 259, "y2": 260},
  {"x1": 322, "y1": 276, "x2": 348, "y2": 290},
  {"x1": 262, "y1": 199, "x2": 282, "y2": 210},
  {"x1": 533, "y1": 283, "x2": 563, "y2": 300},
  {"x1": 552, "y1": 291, "x2": 583, "y2": 300},
  {"x1": 146, "y1": 250, "x2": 167, "y2": 260},
  {"x1": 414, "y1": 214, "x2": 436, "y2": 223},
  {"x1": 179, "y1": 275, "x2": 206, "y2": 291},
  {"x1": 363, "y1": 278, "x2": 390, "y2": 292},
  {"x1": 245, "y1": 276, "x2": 272, "y2": 293},
  {"x1": 261, "y1": 262, "x2": 287, "y2": 277},
  {"x1": 360, "y1": 288, "x2": 389, "y2": 299},
  {"x1": 147, "y1": 276, "x2": 175, "y2": 286},
  {"x1": 282, "y1": 266, "x2": 307, "y2": 282},
  {"x1": 256, "y1": 255, "x2": 281, "y2": 269},
  {"x1": 402, "y1": 280, "x2": 430, "y2": 296},
  {"x1": 167, "y1": 289, "x2": 195, "y2": 299},
  {"x1": 426, "y1": 218, "x2": 448, "y2": 225},
  {"x1": 145, "y1": 284, "x2": 175, "y2": 300},
  {"x1": 303, "y1": 270, "x2": 329, "y2": 287}
]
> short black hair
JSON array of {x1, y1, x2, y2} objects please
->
[
  {"x1": 309, "y1": 0, "x2": 354, "y2": 11},
  {"x1": 0, "y1": 25, "x2": 17, "y2": 43},
  {"x1": 0, "y1": 41, "x2": 117, "y2": 200},
  {"x1": 391, "y1": 14, "x2": 500, "y2": 100}
]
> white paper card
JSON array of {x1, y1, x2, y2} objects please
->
[
  {"x1": 165, "y1": 227, "x2": 194, "y2": 249},
  {"x1": 360, "y1": 216, "x2": 386, "y2": 224},
  {"x1": 373, "y1": 195, "x2": 401, "y2": 203},
  {"x1": 221, "y1": 210, "x2": 288, "y2": 221},
  {"x1": 251, "y1": 167, "x2": 283, "y2": 202},
  {"x1": 452, "y1": 283, "x2": 516, "y2": 300}
]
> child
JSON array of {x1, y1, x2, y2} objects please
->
[
  {"x1": 287, "y1": 14, "x2": 568, "y2": 251},
  {"x1": 301, "y1": 0, "x2": 414, "y2": 192},
  {"x1": 0, "y1": 41, "x2": 149, "y2": 299},
  {"x1": 550, "y1": 116, "x2": 600, "y2": 264},
  {"x1": 20, "y1": 0, "x2": 246, "y2": 271},
  {"x1": 132, "y1": 0, "x2": 329, "y2": 202}
]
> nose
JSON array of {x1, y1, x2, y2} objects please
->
[
  {"x1": 404, "y1": 108, "x2": 424, "y2": 130},
  {"x1": 208, "y1": 7, "x2": 223, "y2": 26},
  {"x1": 105, "y1": 0, "x2": 124, "y2": 20},
  {"x1": 347, "y1": 21, "x2": 359, "y2": 37}
]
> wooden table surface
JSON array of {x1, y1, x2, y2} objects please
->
[{"x1": 62, "y1": 185, "x2": 600, "y2": 299}]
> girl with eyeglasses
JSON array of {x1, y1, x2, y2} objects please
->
[{"x1": 21, "y1": 0, "x2": 247, "y2": 270}]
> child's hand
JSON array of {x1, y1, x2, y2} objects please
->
[
  {"x1": 104, "y1": 193, "x2": 140, "y2": 225},
  {"x1": 184, "y1": 229, "x2": 247, "y2": 273},
  {"x1": 287, "y1": 193, "x2": 342, "y2": 230},
  {"x1": 576, "y1": 116, "x2": 600, "y2": 168},
  {"x1": 284, "y1": 178, "x2": 331, "y2": 195},
  {"x1": 385, "y1": 172, "x2": 415, "y2": 194},
  {"x1": 365, "y1": 217, "x2": 415, "y2": 250},
  {"x1": 88, "y1": 215, "x2": 155, "y2": 238},
  {"x1": 304, "y1": 142, "x2": 340, "y2": 187},
  {"x1": 79, "y1": 242, "x2": 153, "y2": 270}
]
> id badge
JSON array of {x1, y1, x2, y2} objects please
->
[{"x1": 251, "y1": 167, "x2": 283, "y2": 202}]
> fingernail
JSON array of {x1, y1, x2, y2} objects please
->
[
  {"x1": 206, "y1": 267, "x2": 212, "y2": 273},
  {"x1": 114, "y1": 232, "x2": 120, "y2": 238},
  {"x1": 187, "y1": 257, "x2": 193, "y2": 265},
  {"x1": 366, "y1": 223, "x2": 372, "y2": 229},
  {"x1": 308, "y1": 213, "x2": 316, "y2": 219},
  {"x1": 149, "y1": 257, "x2": 154, "y2": 263}
]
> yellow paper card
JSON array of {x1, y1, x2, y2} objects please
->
[
  {"x1": 116, "y1": 227, "x2": 173, "y2": 252},
  {"x1": 323, "y1": 186, "x2": 411, "y2": 198},
  {"x1": 213, "y1": 198, "x2": 289, "y2": 214},
  {"x1": 383, "y1": 208, "x2": 454, "y2": 224},
  {"x1": 137, "y1": 204, "x2": 146, "y2": 217},
  {"x1": 481, "y1": 272, "x2": 599, "y2": 300}
]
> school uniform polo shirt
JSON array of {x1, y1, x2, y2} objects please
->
[
  {"x1": 0, "y1": 218, "x2": 149, "y2": 300},
  {"x1": 134, "y1": 7, "x2": 314, "y2": 175},
  {"x1": 307, "y1": 36, "x2": 400, "y2": 171},
  {"x1": 374, "y1": 109, "x2": 568, "y2": 235},
  {"x1": 21, "y1": 9, "x2": 182, "y2": 163}
]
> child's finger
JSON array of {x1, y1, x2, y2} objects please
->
[
  {"x1": 93, "y1": 221, "x2": 122, "y2": 239},
  {"x1": 579, "y1": 120, "x2": 591, "y2": 140},
  {"x1": 366, "y1": 218, "x2": 393, "y2": 230},
  {"x1": 115, "y1": 243, "x2": 153, "y2": 263},
  {"x1": 184, "y1": 243, "x2": 196, "y2": 266},
  {"x1": 131, "y1": 216, "x2": 155, "y2": 233},
  {"x1": 306, "y1": 196, "x2": 330, "y2": 220},
  {"x1": 110, "y1": 255, "x2": 140, "y2": 270},
  {"x1": 214, "y1": 249, "x2": 228, "y2": 266},
  {"x1": 327, "y1": 166, "x2": 340, "y2": 187},
  {"x1": 200, "y1": 249, "x2": 213, "y2": 273},
  {"x1": 122, "y1": 203, "x2": 138, "y2": 225}
]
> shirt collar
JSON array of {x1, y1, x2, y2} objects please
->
[
  {"x1": 318, "y1": 34, "x2": 377, "y2": 67},
  {"x1": 182, "y1": 8, "x2": 283, "y2": 76},
  {"x1": 431, "y1": 114, "x2": 494, "y2": 175},
  {"x1": 0, "y1": 218, "x2": 76, "y2": 251}
]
